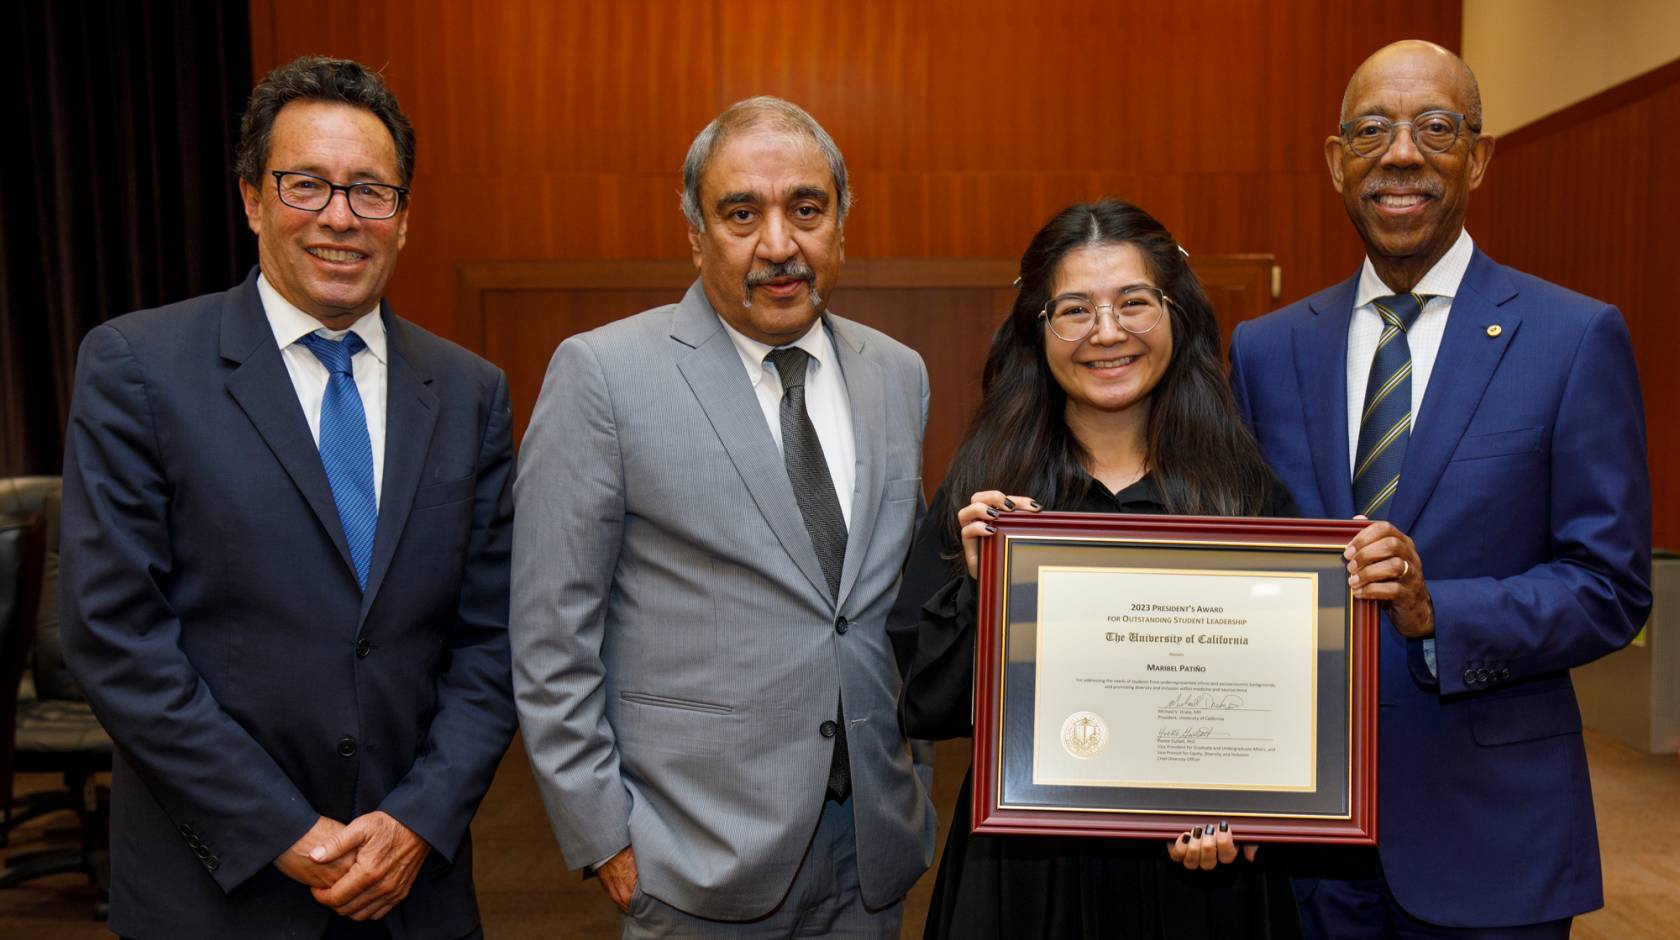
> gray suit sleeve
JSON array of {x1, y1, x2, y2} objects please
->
[{"x1": 510, "y1": 336, "x2": 632, "y2": 869}]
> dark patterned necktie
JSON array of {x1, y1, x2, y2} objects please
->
[
  {"x1": 1352, "y1": 293, "x2": 1427, "y2": 519},
  {"x1": 766, "y1": 346, "x2": 851, "y2": 801},
  {"x1": 297, "y1": 331, "x2": 376, "y2": 589}
]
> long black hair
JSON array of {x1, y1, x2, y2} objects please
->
[{"x1": 941, "y1": 198, "x2": 1272, "y2": 549}]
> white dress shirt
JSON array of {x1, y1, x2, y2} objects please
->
[
  {"x1": 1344, "y1": 229, "x2": 1473, "y2": 677},
  {"x1": 258, "y1": 273, "x2": 388, "y2": 506},
  {"x1": 1345, "y1": 228, "x2": 1475, "y2": 475},
  {"x1": 719, "y1": 316, "x2": 857, "y2": 528}
]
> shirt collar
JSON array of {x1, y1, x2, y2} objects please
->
[
  {"x1": 717, "y1": 314, "x2": 831, "y2": 388},
  {"x1": 1355, "y1": 228, "x2": 1475, "y2": 310},
  {"x1": 257, "y1": 272, "x2": 387, "y2": 365}
]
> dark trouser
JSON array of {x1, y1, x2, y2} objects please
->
[
  {"x1": 320, "y1": 917, "x2": 483, "y2": 940},
  {"x1": 1296, "y1": 872, "x2": 1571, "y2": 940}
]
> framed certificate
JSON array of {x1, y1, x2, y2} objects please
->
[{"x1": 974, "y1": 512, "x2": 1377, "y2": 844}]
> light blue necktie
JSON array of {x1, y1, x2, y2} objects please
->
[{"x1": 297, "y1": 331, "x2": 376, "y2": 589}]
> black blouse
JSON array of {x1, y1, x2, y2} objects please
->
[{"x1": 888, "y1": 473, "x2": 1302, "y2": 940}]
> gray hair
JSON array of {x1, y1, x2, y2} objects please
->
[{"x1": 680, "y1": 96, "x2": 851, "y2": 230}]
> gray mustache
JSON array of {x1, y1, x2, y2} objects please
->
[
  {"x1": 745, "y1": 261, "x2": 815, "y2": 289},
  {"x1": 1359, "y1": 175, "x2": 1443, "y2": 199}
]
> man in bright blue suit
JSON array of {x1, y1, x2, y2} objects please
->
[
  {"x1": 60, "y1": 57, "x2": 515, "y2": 938},
  {"x1": 1230, "y1": 40, "x2": 1651, "y2": 939}
]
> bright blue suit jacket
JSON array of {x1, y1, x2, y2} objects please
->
[
  {"x1": 1229, "y1": 249, "x2": 1651, "y2": 928},
  {"x1": 60, "y1": 270, "x2": 517, "y2": 938}
]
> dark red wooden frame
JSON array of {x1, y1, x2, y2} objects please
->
[{"x1": 973, "y1": 512, "x2": 1378, "y2": 844}]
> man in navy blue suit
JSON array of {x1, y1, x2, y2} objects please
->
[
  {"x1": 60, "y1": 56, "x2": 515, "y2": 939},
  {"x1": 1230, "y1": 40, "x2": 1651, "y2": 939}
]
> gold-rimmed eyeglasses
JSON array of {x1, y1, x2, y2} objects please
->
[
  {"x1": 1039, "y1": 286, "x2": 1171, "y2": 342},
  {"x1": 1338, "y1": 110, "x2": 1480, "y2": 158}
]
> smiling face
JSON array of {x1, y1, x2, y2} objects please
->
[
  {"x1": 1043, "y1": 242, "x2": 1174, "y2": 430},
  {"x1": 687, "y1": 128, "x2": 843, "y2": 345},
  {"x1": 239, "y1": 100, "x2": 409, "y2": 329},
  {"x1": 1326, "y1": 43, "x2": 1494, "y2": 292}
]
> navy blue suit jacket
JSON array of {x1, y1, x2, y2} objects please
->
[
  {"x1": 60, "y1": 270, "x2": 517, "y2": 939},
  {"x1": 1230, "y1": 249, "x2": 1651, "y2": 928}
]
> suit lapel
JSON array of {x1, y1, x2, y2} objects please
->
[
  {"x1": 220, "y1": 273, "x2": 357, "y2": 576},
  {"x1": 829, "y1": 317, "x2": 883, "y2": 612},
  {"x1": 1387, "y1": 251, "x2": 1519, "y2": 532},
  {"x1": 1294, "y1": 275, "x2": 1358, "y2": 519},
  {"x1": 359, "y1": 311, "x2": 438, "y2": 621},
  {"x1": 670, "y1": 283, "x2": 832, "y2": 605}
]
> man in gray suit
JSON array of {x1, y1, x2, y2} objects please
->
[{"x1": 510, "y1": 97, "x2": 935, "y2": 937}]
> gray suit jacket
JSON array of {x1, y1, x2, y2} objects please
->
[{"x1": 511, "y1": 281, "x2": 936, "y2": 919}]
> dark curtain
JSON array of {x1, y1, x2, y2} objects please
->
[{"x1": 2, "y1": 0, "x2": 255, "y2": 476}]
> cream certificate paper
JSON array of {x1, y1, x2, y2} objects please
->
[{"x1": 1030, "y1": 566, "x2": 1317, "y2": 791}]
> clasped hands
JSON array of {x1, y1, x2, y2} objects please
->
[{"x1": 274, "y1": 811, "x2": 430, "y2": 922}]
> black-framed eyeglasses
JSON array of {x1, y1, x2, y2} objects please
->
[
  {"x1": 1038, "y1": 286, "x2": 1171, "y2": 342},
  {"x1": 270, "y1": 171, "x2": 410, "y2": 220},
  {"x1": 1339, "y1": 110, "x2": 1480, "y2": 158}
]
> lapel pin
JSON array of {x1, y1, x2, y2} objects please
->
[{"x1": 1486, "y1": 324, "x2": 1503, "y2": 338}]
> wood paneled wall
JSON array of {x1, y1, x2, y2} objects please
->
[
  {"x1": 248, "y1": 0, "x2": 1461, "y2": 345},
  {"x1": 1470, "y1": 59, "x2": 1680, "y2": 549}
]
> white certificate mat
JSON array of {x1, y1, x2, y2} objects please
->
[{"x1": 1031, "y1": 566, "x2": 1318, "y2": 791}]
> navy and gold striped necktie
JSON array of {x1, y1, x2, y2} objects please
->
[{"x1": 1353, "y1": 293, "x2": 1428, "y2": 519}]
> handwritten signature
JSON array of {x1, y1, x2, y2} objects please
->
[
  {"x1": 1162, "y1": 692, "x2": 1246, "y2": 710},
  {"x1": 1156, "y1": 726, "x2": 1216, "y2": 741}
]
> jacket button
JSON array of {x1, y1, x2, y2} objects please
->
[
  {"x1": 820, "y1": 720, "x2": 838, "y2": 738},
  {"x1": 205, "y1": 856, "x2": 220, "y2": 872},
  {"x1": 1463, "y1": 667, "x2": 1477, "y2": 685},
  {"x1": 1498, "y1": 667, "x2": 1510, "y2": 681},
  {"x1": 835, "y1": 616, "x2": 849, "y2": 635},
  {"x1": 356, "y1": 637, "x2": 371, "y2": 658},
  {"x1": 178, "y1": 823, "x2": 194, "y2": 837},
  {"x1": 337, "y1": 736, "x2": 358, "y2": 757}
]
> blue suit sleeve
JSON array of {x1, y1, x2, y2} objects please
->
[
  {"x1": 1229, "y1": 321, "x2": 1257, "y2": 429},
  {"x1": 1426, "y1": 305, "x2": 1652, "y2": 694},
  {"x1": 59, "y1": 324, "x2": 321, "y2": 893},
  {"x1": 377, "y1": 370, "x2": 518, "y2": 861}
]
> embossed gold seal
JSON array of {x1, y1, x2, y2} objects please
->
[{"x1": 1060, "y1": 711, "x2": 1108, "y2": 760}]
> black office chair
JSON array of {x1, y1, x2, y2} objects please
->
[
  {"x1": 0, "y1": 477, "x2": 111, "y2": 918},
  {"x1": 0, "y1": 510, "x2": 47, "y2": 838}
]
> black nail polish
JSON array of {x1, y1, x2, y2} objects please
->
[
  {"x1": 1180, "y1": 833, "x2": 1190, "y2": 844},
  {"x1": 985, "y1": 506, "x2": 999, "y2": 518},
  {"x1": 1219, "y1": 820, "x2": 1229, "y2": 833},
  {"x1": 984, "y1": 524, "x2": 996, "y2": 534},
  {"x1": 1002, "y1": 498, "x2": 1016, "y2": 511},
  {"x1": 1192, "y1": 826, "x2": 1203, "y2": 839},
  {"x1": 1029, "y1": 500, "x2": 1042, "y2": 510}
]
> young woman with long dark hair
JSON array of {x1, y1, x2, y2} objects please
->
[{"x1": 889, "y1": 198, "x2": 1299, "y2": 939}]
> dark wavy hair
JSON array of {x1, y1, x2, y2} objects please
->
[
  {"x1": 941, "y1": 198, "x2": 1272, "y2": 549},
  {"x1": 235, "y1": 56, "x2": 415, "y2": 189}
]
